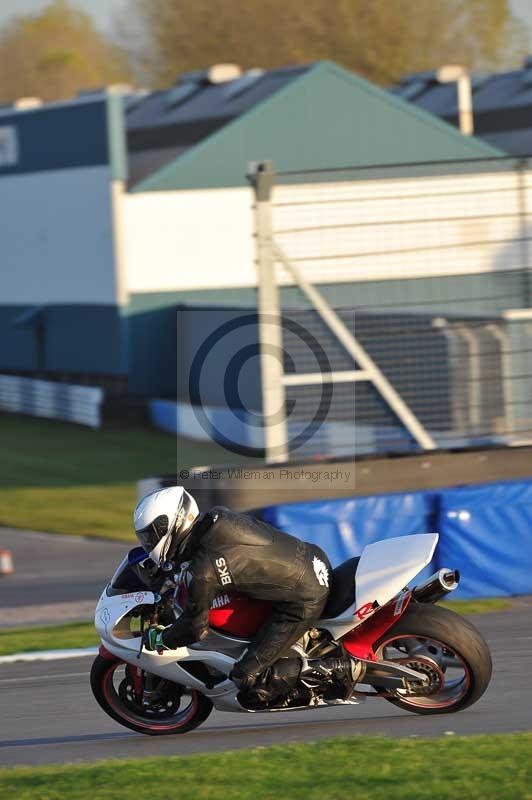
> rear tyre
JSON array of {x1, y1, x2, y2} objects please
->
[
  {"x1": 90, "y1": 655, "x2": 213, "y2": 736},
  {"x1": 373, "y1": 603, "x2": 492, "y2": 715}
]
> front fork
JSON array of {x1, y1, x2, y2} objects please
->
[{"x1": 126, "y1": 663, "x2": 144, "y2": 702}]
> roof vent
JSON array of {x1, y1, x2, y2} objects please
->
[
  {"x1": 395, "y1": 80, "x2": 427, "y2": 100},
  {"x1": 207, "y1": 64, "x2": 242, "y2": 84},
  {"x1": 224, "y1": 69, "x2": 265, "y2": 98},
  {"x1": 165, "y1": 81, "x2": 200, "y2": 109},
  {"x1": 14, "y1": 97, "x2": 42, "y2": 110},
  {"x1": 436, "y1": 64, "x2": 467, "y2": 83},
  {"x1": 106, "y1": 84, "x2": 134, "y2": 95},
  {"x1": 176, "y1": 63, "x2": 242, "y2": 89},
  {"x1": 436, "y1": 65, "x2": 473, "y2": 135}
]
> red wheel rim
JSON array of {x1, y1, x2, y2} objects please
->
[
  {"x1": 102, "y1": 662, "x2": 199, "y2": 731},
  {"x1": 375, "y1": 634, "x2": 471, "y2": 709}
]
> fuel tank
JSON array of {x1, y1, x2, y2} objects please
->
[{"x1": 208, "y1": 592, "x2": 271, "y2": 637}]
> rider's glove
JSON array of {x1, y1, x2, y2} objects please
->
[{"x1": 144, "y1": 625, "x2": 170, "y2": 653}]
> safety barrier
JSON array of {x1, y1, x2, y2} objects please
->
[
  {"x1": 150, "y1": 399, "x2": 366, "y2": 454},
  {"x1": 260, "y1": 491, "x2": 438, "y2": 586},
  {"x1": 0, "y1": 374, "x2": 103, "y2": 428},
  {"x1": 437, "y1": 481, "x2": 532, "y2": 598},
  {"x1": 258, "y1": 479, "x2": 532, "y2": 599},
  {"x1": 149, "y1": 399, "x2": 509, "y2": 458},
  {"x1": 149, "y1": 399, "x2": 263, "y2": 450},
  {"x1": 137, "y1": 465, "x2": 532, "y2": 598}
]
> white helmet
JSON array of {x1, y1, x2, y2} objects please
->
[{"x1": 133, "y1": 486, "x2": 199, "y2": 565}]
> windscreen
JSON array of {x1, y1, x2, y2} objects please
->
[{"x1": 106, "y1": 553, "x2": 153, "y2": 596}]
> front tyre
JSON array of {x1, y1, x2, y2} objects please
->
[
  {"x1": 374, "y1": 603, "x2": 492, "y2": 715},
  {"x1": 90, "y1": 655, "x2": 213, "y2": 735}
]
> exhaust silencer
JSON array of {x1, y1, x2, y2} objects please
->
[{"x1": 412, "y1": 568, "x2": 460, "y2": 604}]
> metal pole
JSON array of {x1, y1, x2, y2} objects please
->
[
  {"x1": 274, "y1": 243, "x2": 437, "y2": 450},
  {"x1": 283, "y1": 370, "x2": 368, "y2": 386},
  {"x1": 517, "y1": 159, "x2": 531, "y2": 308},
  {"x1": 251, "y1": 162, "x2": 288, "y2": 463}
]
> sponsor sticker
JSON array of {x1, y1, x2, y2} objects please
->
[
  {"x1": 210, "y1": 593, "x2": 231, "y2": 609},
  {"x1": 214, "y1": 556, "x2": 233, "y2": 586},
  {"x1": 312, "y1": 556, "x2": 329, "y2": 587},
  {"x1": 99, "y1": 607, "x2": 111, "y2": 634},
  {"x1": 394, "y1": 590, "x2": 411, "y2": 616},
  {"x1": 354, "y1": 602, "x2": 374, "y2": 621}
]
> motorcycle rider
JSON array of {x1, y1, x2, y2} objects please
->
[{"x1": 133, "y1": 486, "x2": 345, "y2": 703}]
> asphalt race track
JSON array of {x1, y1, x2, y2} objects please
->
[
  {"x1": 1, "y1": 604, "x2": 531, "y2": 767},
  {"x1": 0, "y1": 528, "x2": 127, "y2": 626}
]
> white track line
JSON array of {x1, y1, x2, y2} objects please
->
[{"x1": 0, "y1": 647, "x2": 97, "y2": 665}]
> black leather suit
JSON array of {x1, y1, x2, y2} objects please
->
[{"x1": 161, "y1": 507, "x2": 332, "y2": 679}]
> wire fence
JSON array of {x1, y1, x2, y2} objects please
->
[{"x1": 259, "y1": 157, "x2": 532, "y2": 459}]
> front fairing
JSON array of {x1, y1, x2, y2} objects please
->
[{"x1": 94, "y1": 585, "x2": 244, "y2": 710}]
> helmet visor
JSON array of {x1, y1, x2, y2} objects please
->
[{"x1": 136, "y1": 514, "x2": 169, "y2": 555}]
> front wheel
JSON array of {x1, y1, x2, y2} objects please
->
[
  {"x1": 373, "y1": 603, "x2": 492, "y2": 715},
  {"x1": 90, "y1": 655, "x2": 213, "y2": 735}
]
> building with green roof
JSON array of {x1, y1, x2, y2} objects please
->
[{"x1": 0, "y1": 60, "x2": 510, "y2": 404}]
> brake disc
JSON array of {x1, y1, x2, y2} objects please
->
[
  {"x1": 394, "y1": 656, "x2": 444, "y2": 696},
  {"x1": 119, "y1": 676, "x2": 183, "y2": 716}
]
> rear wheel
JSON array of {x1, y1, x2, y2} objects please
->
[
  {"x1": 373, "y1": 603, "x2": 492, "y2": 715},
  {"x1": 90, "y1": 655, "x2": 213, "y2": 735}
]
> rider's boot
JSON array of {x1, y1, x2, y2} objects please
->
[
  {"x1": 231, "y1": 658, "x2": 302, "y2": 706},
  {"x1": 304, "y1": 653, "x2": 360, "y2": 699}
]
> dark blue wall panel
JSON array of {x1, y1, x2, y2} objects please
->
[
  {"x1": 45, "y1": 305, "x2": 124, "y2": 374},
  {"x1": 0, "y1": 100, "x2": 108, "y2": 176},
  {"x1": 0, "y1": 305, "x2": 39, "y2": 369},
  {"x1": 126, "y1": 302, "x2": 262, "y2": 400},
  {"x1": 0, "y1": 304, "x2": 124, "y2": 375},
  {"x1": 126, "y1": 305, "x2": 178, "y2": 396}
]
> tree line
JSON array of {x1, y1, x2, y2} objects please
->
[{"x1": 0, "y1": 0, "x2": 527, "y2": 103}]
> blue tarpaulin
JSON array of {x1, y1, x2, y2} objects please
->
[
  {"x1": 260, "y1": 491, "x2": 438, "y2": 584},
  {"x1": 259, "y1": 479, "x2": 532, "y2": 598},
  {"x1": 438, "y1": 480, "x2": 532, "y2": 598}
]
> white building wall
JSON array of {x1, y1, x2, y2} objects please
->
[
  {"x1": 0, "y1": 165, "x2": 117, "y2": 304},
  {"x1": 123, "y1": 166, "x2": 532, "y2": 296},
  {"x1": 123, "y1": 187, "x2": 256, "y2": 292},
  {"x1": 272, "y1": 168, "x2": 532, "y2": 284}
]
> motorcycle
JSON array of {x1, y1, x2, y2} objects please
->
[{"x1": 91, "y1": 532, "x2": 492, "y2": 735}]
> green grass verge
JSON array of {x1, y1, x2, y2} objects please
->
[
  {"x1": 1, "y1": 734, "x2": 531, "y2": 799},
  {"x1": 439, "y1": 596, "x2": 513, "y2": 615},
  {"x1": 0, "y1": 414, "x2": 254, "y2": 540},
  {"x1": 0, "y1": 622, "x2": 97, "y2": 656}
]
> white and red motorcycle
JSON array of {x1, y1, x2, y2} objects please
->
[{"x1": 91, "y1": 533, "x2": 492, "y2": 735}]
